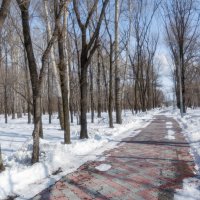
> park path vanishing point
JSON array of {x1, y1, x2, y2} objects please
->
[{"x1": 32, "y1": 115, "x2": 195, "y2": 200}]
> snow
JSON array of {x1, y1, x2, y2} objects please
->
[
  {"x1": 163, "y1": 108, "x2": 200, "y2": 173},
  {"x1": 166, "y1": 122, "x2": 172, "y2": 125},
  {"x1": 165, "y1": 121, "x2": 175, "y2": 140},
  {"x1": 174, "y1": 177, "x2": 200, "y2": 200},
  {"x1": 95, "y1": 164, "x2": 112, "y2": 171},
  {"x1": 1, "y1": 107, "x2": 199, "y2": 200},
  {"x1": 166, "y1": 121, "x2": 173, "y2": 129},
  {"x1": 165, "y1": 130, "x2": 175, "y2": 140},
  {"x1": 161, "y1": 107, "x2": 200, "y2": 200},
  {"x1": 0, "y1": 110, "x2": 159, "y2": 199}
]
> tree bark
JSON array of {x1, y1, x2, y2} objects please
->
[
  {"x1": 97, "y1": 50, "x2": 101, "y2": 118},
  {"x1": 4, "y1": 42, "x2": 8, "y2": 124},
  {"x1": 17, "y1": 1, "x2": 40, "y2": 163},
  {"x1": 114, "y1": 0, "x2": 122, "y2": 124},
  {"x1": 48, "y1": 62, "x2": 52, "y2": 124},
  {"x1": 56, "y1": 2, "x2": 71, "y2": 144},
  {"x1": 0, "y1": 0, "x2": 11, "y2": 30},
  {"x1": 24, "y1": 48, "x2": 32, "y2": 124},
  {"x1": 90, "y1": 64, "x2": 94, "y2": 123},
  {"x1": 109, "y1": 42, "x2": 114, "y2": 128},
  {"x1": 58, "y1": 97, "x2": 64, "y2": 130},
  {"x1": 44, "y1": 0, "x2": 64, "y2": 129},
  {"x1": 18, "y1": 0, "x2": 63, "y2": 163},
  {"x1": 73, "y1": 0, "x2": 109, "y2": 139},
  {"x1": 80, "y1": 52, "x2": 89, "y2": 138},
  {"x1": 0, "y1": 145, "x2": 5, "y2": 172}
]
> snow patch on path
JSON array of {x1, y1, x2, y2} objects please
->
[
  {"x1": 95, "y1": 164, "x2": 112, "y2": 171},
  {"x1": 165, "y1": 130, "x2": 175, "y2": 140},
  {"x1": 166, "y1": 121, "x2": 173, "y2": 129},
  {"x1": 166, "y1": 122, "x2": 172, "y2": 125}
]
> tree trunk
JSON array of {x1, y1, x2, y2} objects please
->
[
  {"x1": 59, "y1": 66, "x2": 71, "y2": 143},
  {"x1": 73, "y1": 0, "x2": 109, "y2": 139},
  {"x1": 11, "y1": 50, "x2": 16, "y2": 119},
  {"x1": 19, "y1": 3, "x2": 41, "y2": 163},
  {"x1": 0, "y1": 0, "x2": 11, "y2": 30},
  {"x1": 181, "y1": 56, "x2": 186, "y2": 113},
  {"x1": 39, "y1": 98, "x2": 43, "y2": 139},
  {"x1": 18, "y1": 0, "x2": 61, "y2": 163},
  {"x1": 57, "y1": 6, "x2": 71, "y2": 144},
  {"x1": 114, "y1": 0, "x2": 122, "y2": 124},
  {"x1": 102, "y1": 62, "x2": 108, "y2": 111},
  {"x1": 97, "y1": 51, "x2": 101, "y2": 118},
  {"x1": 4, "y1": 43, "x2": 8, "y2": 124},
  {"x1": 48, "y1": 62, "x2": 52, "y2": 124},
  {"x1": 44, "y1": 0, "x2": 64, "y2": 129},
  {"x1": 0, "y1": 145, "x2": 5, "y2": 172},
  {"x1": 90, "y1": 65, "x2": 94, "y2": 123},
  {"x1": 24, "y1": 48, "x2": 32, "y2": 123},
  {"x1": 70, "y1": 104, "x2": 73, "y2": 123},
  {"x1": 109, "y1": 43, "x2": 114, "y2": 128},
  {"x1": 32, "y1": 95, "x2": 41, "y2": 163},
  {"x1": 68, "y1": 46, "x2": 73, "y2": 124},
  {"x1": 58, "y1": 97, "x2": 64, "y2": 130},
  {"x1": 80, "y1": 55, "x2": 89, "y2": 138}
]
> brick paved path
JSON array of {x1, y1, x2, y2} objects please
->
[{"x1": 32, "y1": 116, "x2": 195, "y2": 200}]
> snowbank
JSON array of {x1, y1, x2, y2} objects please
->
[
  {"x1": 0, "y1": 110, "x2": 159, "y2": 199},
  {"x1": 174, "y1": 177, "x2": 200, "y2": 200},
  {"x1": 162, "y1": 107, "x2": 200, "y2": 200}
]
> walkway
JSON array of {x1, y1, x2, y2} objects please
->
[{"x1": 32, "y1": 115, "x2": 195, "y2": 200}]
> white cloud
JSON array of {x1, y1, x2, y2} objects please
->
[{"x1": 155, "y1": 52, "x2": 172, "y2": 76}]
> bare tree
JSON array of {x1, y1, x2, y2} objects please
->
[
  {"x1": 55, "y1": 0, "x2": 71, "y2": 144},
  {"x1": 43, "y1": 0, "x2": 64, "y2": 129},
  {"x1": 73, "y1": 0, "x2": 109, "y2": 139},
  {"x1": 97, "y1": 49, "x2": 102, "y2": 118},
  {"x1": 129, "y1": 0, "x2": 160, "y2": 112},
  {"x1": 104, "y1": 11, "x2": 114, "y2": 128},
  {"x1": 163, "y1": 0, "x2": 200, "y2": 115},
  {"x1": 0, "y1": 1, "x2": 12, "y2": 123},
  {"x1": 17, "y1": 0, "x2": 65, "y2": 163}
]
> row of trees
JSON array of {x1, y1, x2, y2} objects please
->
[
  {"x1": 2, "y1": 0, "x2": 195, "y2": 167},
  {"x1": 0, "y1": 0, "x2": 12, "y2": 172},
  {"x1": 163, "y1": 0, "x2": 200, "y2": 114}
]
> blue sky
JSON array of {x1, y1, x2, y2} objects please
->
[{"x1": 152, "y1": 6, "x2": 174, "y2": 99}]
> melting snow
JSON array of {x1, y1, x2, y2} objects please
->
[
  {"x1": 166, "y1": 121, "x2": 173, "y2": 129},
  {"x1": 174, "y1": 177, "x2": 200, "y2": 200},
  {"x1": 95, "y1": 164, "x2": 112, "y2": 171},
  {"x1": 165, "y1": 130, "x2": 175, "y2": 140}
]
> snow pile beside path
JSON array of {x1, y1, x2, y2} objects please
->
[
  {"x1": 174, "y1": 177, "x2": 200, "y2": 200},
  {"x1": 0, "y1": 109, "x2": 159, "y2": 199},
  {"x1": 173, "y1": 108, "x2": 200, "y2": 172},
  {"x1": 162, "y1": 107, "x2": 200, "y2": 200}
]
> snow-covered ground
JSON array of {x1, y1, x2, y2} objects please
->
[
  {"x1": 162, "y1": 108, "x2": 200, "y2": 200},
  {"x1": 0, "y1": 110, "x2": 159, "y2": 200},
  {"x1": 1, "y1": 107, "x2": 200, "y2": 200}
]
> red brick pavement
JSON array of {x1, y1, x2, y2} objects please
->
[{"x1": 32, "y1": 115, "x2": 195, "y2": 200}]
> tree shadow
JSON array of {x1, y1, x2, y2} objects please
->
[{"x1": 112, "y1": 139, "x2": 191, "y2": 148}]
